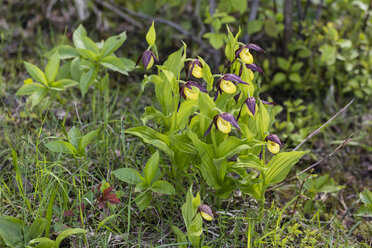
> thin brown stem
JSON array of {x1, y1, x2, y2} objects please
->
[{"x1": 293, "y1": 99, "x2": 354, "y2": 151}]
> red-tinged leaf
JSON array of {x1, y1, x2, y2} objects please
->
[{"x1": 63, "y1": 210, "x2": 74, "y2": 217}]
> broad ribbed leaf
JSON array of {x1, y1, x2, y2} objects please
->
[
  {"x1": 80, "y1": 65, "x2": 97, "y2": 96},
  {"x1": 101, "y1": 55, "x2": 129, "y2": 75},
  {"x1": 79, "y1": 129, "x2": 99, "y2": 152},
  {"x1": 16, "y1": 83, "x2": 45, "y2": 96},
  {"x1": 73, "y1": 25, "x2": 87, "y2": 49},
  {"x1": 45, "y1": 140, "x2": 78, "y2": 155},
  {"x1": 28, "y1": 218, "x2": 47, "y2": 240},
  {"x1": 45, "y1": 52, "x2": 60, "y2": 83},
  {"x1": 24, "y1": 62, "x2": 47, "y2": 85},
  {"x1": 44, "y1": 45, "x2": 79, "y2": 59},
  {"x1": 176, "y1": 100, "x2": 198, "y2": 130},
  {"x1": 55, "y1": 228, "x2": 87, "y2": 247},
  {"x1": 144, "y1": 151, "x2": 160, "y2": 183},
  {"x1": 151, "y1": 180, "x2": 175, "y2": 195},
  {"x1": 113, "y1": 168, "x2": 143, "y2": 184},
  {"x1": 101, "y1": 32, "x2": 127, "y2": 57},
  {"x1": 265, "y1": 151, "x2": 308, "y2": 186},
  {"x1": 0, "y1": 217, "x2": 24, "y2": 248},
  {"x1": 124, "y1": 126, "x2": 174, "y2": 158}
]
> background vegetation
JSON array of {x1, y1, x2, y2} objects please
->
[{"x1": 0, "y1": 0, "x2": 371, "y2": 247}]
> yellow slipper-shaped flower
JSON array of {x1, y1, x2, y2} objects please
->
[
  {"x1": 265, "y1": 134, "x2": 283, "y2": 154},
  {"x1": 239, "y1": 48, "x2": 254, "y2": 64},
  {"x1": 204, "y1": 112, "x2": 241, "y2": 137},
  {"x1": 220, "y1": 79, "x2": 236, "y2": 94}
]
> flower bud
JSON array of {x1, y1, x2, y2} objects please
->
[
  {"x1": 198, "y1": 204, "x2": 214, "y2": 221},
  {"x1": 136, "y1": 50, "x2": 158, "y2": 70}
]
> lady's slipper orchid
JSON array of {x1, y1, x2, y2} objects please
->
[
  {"x1": 198, "y1": 204, "x2": 214, "y2": 221},
  {"x1": 265, "y1": 134, "x2": 283, "y2": 154},
  {"x1": 214, "y1": 74, "x2": 249, "y2": 101},
  {"x1": 238, "y1": 63, "x2": 264, "y2": 81},
  {"x1": 186, "y1": 58, "x2": 203, "y2": 79},
  {"x1": 136, "y1": 50, "x2": 158, "y2": 70},
  {"x1": 237, "y1": 97, "x2": 257, "y2": 119},
  {"x1": 204, "y1": 112, "x2": 240, "y2": 137},
  {"x1": 235, "y1": 96, "x2": 276, "y2": 119},
  {"x1": 245, "y1": 63, "x2": 264, "y2": 74},
  {"x1": 234, "y1": 44, "x2": 265, "y2": 65},
  {"x1": 179, "y1": 81, "x2": 207, "y2": 101}
]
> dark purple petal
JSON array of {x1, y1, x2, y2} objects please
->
[
  {"x1": 194, "y1": 58, "x2": 202, "y2": 67},
  {"x1": 203, "y1": 120, "x2": 215, "y2": 137},
  {"x1": 213, "y1": 91, "x2": 219, "y2": 101},
  {"x1": 135, "y1": 54, "x2": 143, "y2": 67},
  {"x1": 151, "y1": 53, "x2": 159, "y2": 63},
  {"x1": 185, "y1": 61, "x2": 192, "y2": 79},
  {"x1": 179, "y1": 84, "x2": 186, "y2": 98},
  {"x1": 238, "y1": 64, "x2": 243, "y2": 77},
  {"x1": 261, "y1": 100, "x2": 276, "y2": 105},
  {"x1": 222, "y1": 74, "x2": 248, "y2": 85},
  {"x1": 234, "y1": 47, "x2": 244, "y2": 58},
  {"x1": 244, "y1": 44, "x2": 265, "y2": 52},
  {"x1": 245, "y1": 97, "x2": 256, "y2": 117},
  {"x1": 186, "y1": 81, "x2": 208, "y2": 93},
  {"x1": 142, "y1": 50, "x2": 153, "y2": 69},
  {"x1": 245, "y1": 63, "x2": 264, "y2": 74},
  {"x1": 265, "y1": 134, "x2": 283, "y2": 146},
  {"x1": 220, "y1": 112, "x2": 240, "y2": 131},
  {"x1": 234, "y1": 92, "x2": 241, "y2": 104},
  {"x1": 237, "y1": 102, "x2": 244, "y2": 120}
]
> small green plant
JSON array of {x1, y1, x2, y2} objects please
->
[
  {"x1": 16, "y1": 24, "x2": 135, "y2": 111},
  {"x1": 302, "y1": 173, "x2": 344, "y2": 214},
  {"x1": 357, "y1": 189, "x2": 372, "y2": 217},
  {"x1": 113, "y1": 151, "x2": 175, "y2": 210},
  {"x1": 0, "y1": 216, "x2": 86, "y2": 248},
  {"x1": 16, "y1": 52, "x2": 79, "y2": 109},
  {"x1": 44, "y1": 126, "x2": 99, "y2": 158},
  {"x1": 172, "y1": 188, "x2": 213, "y2": 248}
]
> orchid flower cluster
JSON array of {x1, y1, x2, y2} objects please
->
[{"x1": 127, "y1": 24, "x2": 308, "y2": 204}]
